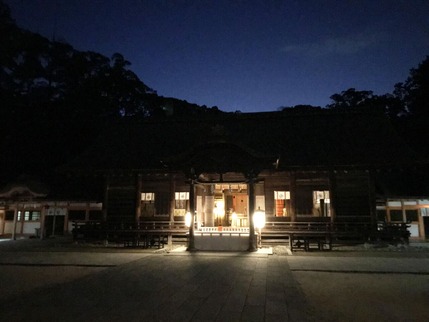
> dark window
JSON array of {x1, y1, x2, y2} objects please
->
[
  {"x1": 140, "y1": 191, "x2": 170, "y2": 217},
  {"x1": 295, "y1": 189, "x2": 313, "y2": 215},
  {"x1": 377, "y1": 210, "x2": 387, "y2": 222},
  {"x1": 5, "y1": 210, "x2": 14, "y2": 221},
  {"x1": 405, "y1": 209, "x2": 419, "y2": 222},
  {"x1": 390, "y1": 210, "x2": 403, "y2": 222},
  {"x1": 155, "y1": 192, "x2": 169, "y2": 216},
  {"x1": 141, "y1": 202, "x2": 156, "y2": 217},
  {"x1": 89, "y1": 210, "x2": 103, "y2": 221},
  {"x1": 68, "y1": 210, "x2": 86, "y2": 220}
]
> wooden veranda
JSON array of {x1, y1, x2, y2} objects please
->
[{"x1": 72, "y1": 220, "x2": 410, "y2": 251}]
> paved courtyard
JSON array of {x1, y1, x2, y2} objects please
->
[{"x1": 1, "y1": 238, "x2": 429, "y2": 321}]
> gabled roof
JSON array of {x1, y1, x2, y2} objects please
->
[
  {"x1": 63, "y1": 108, "x2": 421, "y2": 174},
  {"x1": 0, "y1": 175, "x2": 48, "y2": 200},
  {"x1": 164, "y1": 140, "x2": 275, "y2": 175},
  {"x1": 0, "y1": 174, "x2": 104, "y2": 202}
]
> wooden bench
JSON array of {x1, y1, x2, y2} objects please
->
[{"x1": 288, "y1": 231, "x2": 332, "y2": 252}]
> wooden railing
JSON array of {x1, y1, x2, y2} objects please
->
[
  {"x1": 72, "y1": 220, "x2": 410, "y2": 248},
  {"x1": 263, "y1": 221, "x2": 410, "y2": 247},
  {"x1": 199, "y1": 227, "x2": 249, "y2": 233}
]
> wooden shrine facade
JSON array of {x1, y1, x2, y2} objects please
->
[
  {"x1": 105, "y1": 169, "x2": 375, "y2": 226},
  {"x1": 2, "y1": 108, "x2": 427, "y2": 247}
]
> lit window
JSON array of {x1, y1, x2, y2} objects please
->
[
  {"x1": 141, "y1": 192, "x2": 156, "y2": 217},
  {"x1": 312, "y1": 190, "x2": 330, "y2": 217},
  {"x1": 31, "y1": 211, "x2": 41, "y2": 221},
  {"x1": 274, "y1": 191, "x2": 290, "y2": 217},
  {"x1": 174, "y1": 192, "x2": 189, "y2": 216},
  {"x1": 24, "y1": 211, "x2": 41, "y2": 221},
  {"x1": 175, "y1": 192, "x2": 189, "y2": 200},
  {"x1": 141, "y1": 192, "x2": 155, "y2": 202}
]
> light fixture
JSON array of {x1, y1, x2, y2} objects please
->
[
  {"x1": 253, "y1": 207, "x2": 265, "y2": 248},
  {"x1": 253, "y1": 208, "x2": 266, "y2": 230},
  {"x1": 185, "y1": 211, "x2": 192, "y2": 227}
]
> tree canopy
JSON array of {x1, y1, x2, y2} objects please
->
[
  {"x1": 325, "y1": 57, "x2": 429, "y2": 157},
  {"x1": 326, "y1": 56, "x2": 429, "y2": 120},
  {"x1": 1, "y1": 0, "x2": 428, "y2": 182},
  {"x1": 0, "y1": 2, "x2": 222, "y2": 181},
  {"x1": 393, "y1": 56, "x2": 429, "y2": 118}
]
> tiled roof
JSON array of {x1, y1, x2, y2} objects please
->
[{"x1": 63, "y1": 108, "x2": 420, "y2": 173}]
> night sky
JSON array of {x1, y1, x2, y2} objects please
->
[{"x1": 5, "y1": 0, "x2": 429, "y2": 112}]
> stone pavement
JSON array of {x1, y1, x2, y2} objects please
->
[{"x1": 0, "y1": 237, "x2": 429, "y2": 321}]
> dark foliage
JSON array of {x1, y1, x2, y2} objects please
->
[
  {"x1": 394, "y1": 56, "x2": 429, "y2": 118},
  {"x1": 1, "y1": 0, "x2": 428, "y2": 184},
  {"x1": 325, "y1": 57, "x2": 429, "y2": 157},
  {"x1": 0, "y1": 1, "x2": 222, "y2": 182}
]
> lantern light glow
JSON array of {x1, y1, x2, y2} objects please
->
[
  {"x1": 253, "y1": 209, "x2": 266, "y2": 229},
  {"x1": 185, "y1": 211, "x2": 192, "y2": 227}
]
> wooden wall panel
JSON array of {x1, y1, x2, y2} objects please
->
[{"x1": 334, "y1": 171, "x2": 371, "y2": 222}]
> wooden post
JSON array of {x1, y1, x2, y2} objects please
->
[
  {"x1": 187, "y1": 179, "x2": 196, "y2": 251},
  {"x1": 103, "y1": 176, "x2": 109, "y2": 222},
  {"x1": 368, "y1": 170, "x2": 377, "y2": 229},
  {"x1": 289, "y1": 171, "x2": 297, "y2": 222},
  {"x1": 205, "y1": 185, "x2": 215, "y2": 227},
  {"x1": 11, "y1": 204, "x2": 18, "y2": 240},
  {"x1": 40, "y1": 205, "x2": 46, "y2": 239},
  {"x1": 51, "y1": 202, "x2": 56, "y2": 237},
  {"x1": 248, "y1": 176, "x2": 257, "y2": 252},
  {"x1": 329, "y1": 170, "x2": 337, "y2": 222},
  {"x1": 169, "y1": 173, "x2": 176, "y2": 223},
  {"x1": 136, "y1": 174, "x2": 142, "y2": 223}
]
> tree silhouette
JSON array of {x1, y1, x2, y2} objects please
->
[
  {"x1": 0, "y1": 1, "x2": 226, "y2": 181},
  {"x1": 394, "y1": 56, "x2": 429, "y2": 118},
  {"x1": 327, "y1": 88, "x2": 375, "y2": 109}
]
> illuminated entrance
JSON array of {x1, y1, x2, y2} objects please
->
[
  {"x1": 190, "y1": 182, "x2": 258, "y2": 251},
  {"x1": 165, "y1": 139, "x2": 270, "y2": 251},
  {"x1": 209, "y1": 183, "x2": 249, "y2": 228}
]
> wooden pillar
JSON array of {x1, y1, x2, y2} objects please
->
[
  {"x1": 51, "y1": 202, "x2": 57, "y2": 237},
  {"x1": 0, "y1": 211, "x2": 4, "y2": 235},
  {"x1": 11, "y1": 204, "x2": 18, "y2": 240},
  {"x1": 40, "y1": 205, "x2": 47, "y2": 239},
  {"x1": 196, "y1": 187, "x2": 203, "y2": 228},
  {"x1": 418, "y1": 209, "x2": 425, "y2": 239},
  {"x1": 103, "y1": 176, "x2": 109, "y2": 222},
  {"x1": 289, "y1": 171, "x2": 297, "y2": 222},
  {"x1": 187, "y1": 179, "x2": 196, "y2": 251},
  {"x1": 135, "y1": 174, "x2": 142, "y2": 223},
  {"x1": 248, "y1": 176, "x2": 257, "y2": 252},
  {"x1": 169, "y1": 173, "x2": 175, "y2": 223},
  {"x1": 205, "y1": 184, "x2": 215, "y2": 227},
  {"x1": 135, "y1": 174, "x2": 142, "y2": 227},
  {"x1": 168, "y1": 173, "x2": 175, "y2": 246},
  {"x1": 368, "y1": 170, "x2": 377, "y2": 229},
  {"x1": 329, "y1": 170, "x2": 337, "y2": 222}
]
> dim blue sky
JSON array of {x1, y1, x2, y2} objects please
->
[{"x1": 5, "y1": 0, "x2": 429, "y2": 112}]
